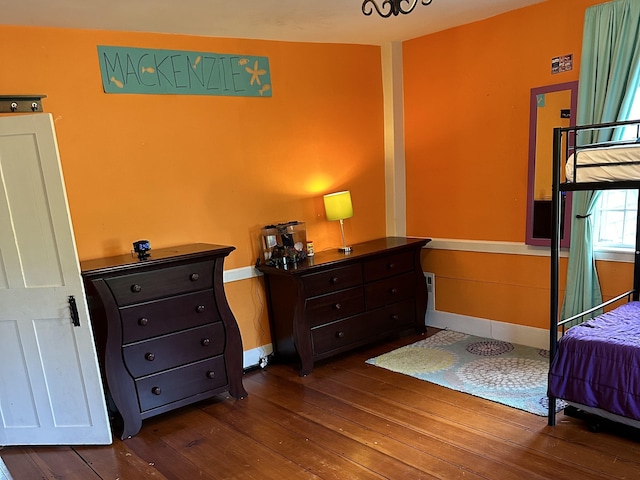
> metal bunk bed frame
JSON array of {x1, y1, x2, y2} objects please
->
[{"x1": 548, "y1": 118, "x2": 640, "y2": 426}]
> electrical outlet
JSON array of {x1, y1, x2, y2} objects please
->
[
  {"x1": 258, "y1": 356, "x2": 269, "y2": 369},
  {"x1": 424, "y1": 272, "x2": 435, "y2": 311},
  {"x1": 425, "y1": 273, "x2": 434, "y2": 292}
]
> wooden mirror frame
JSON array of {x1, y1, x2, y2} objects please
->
[{"x1": 525, "y1": 81, "x2": 578, "y2": 247}]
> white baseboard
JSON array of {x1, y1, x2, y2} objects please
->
[
  {"x1": 224, "y1": 265, "x2": 262, "y2": 283},
  {"x1": 425, "y1": 309, "x2": 549, "y2": 350},
  {"x1": 243, "y1": 343, "x2": 274, "y2": 370},
  {"x1": 242, "y1": 311, "x2": 549, "y2": 369}
]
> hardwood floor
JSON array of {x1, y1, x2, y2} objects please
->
[{"x1": 2, "y1": 330, "x2": 640, "y2": 479}]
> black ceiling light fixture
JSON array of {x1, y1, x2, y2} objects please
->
[{"x1": 362, "y1": 0, "x2": 433, "y2": 17}]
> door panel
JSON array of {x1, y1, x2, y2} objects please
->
[
  {"x1": 0, "y1": 133, "x2": 63, "y2": 288},
  {"x1": 0, "y1": 320, "x2": 39, "y2": 427},
  {"x1": 0, "y1": 114, "x2": 111, "y2": 445}
]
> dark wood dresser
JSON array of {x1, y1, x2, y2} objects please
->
[
  {"x1": 258, "y1": 236, "x2": 430, "y2": 375},
  {"x1": 81, "y1": 243, "x2": 247, "y2": 439}
]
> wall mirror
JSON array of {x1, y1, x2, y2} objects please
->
[{"x1": 525, "y1": 81, "x2": 578, "y2": 247}]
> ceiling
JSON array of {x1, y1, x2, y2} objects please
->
[{"x1": 1, "y1": 0, "x2": 545, "y2": 46}]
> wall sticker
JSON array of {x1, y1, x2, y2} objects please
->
[
  {"x1": 98, "y1": 46, "x2": 272, "y2": 97},
  {"x1": 551, "y1": 54, "x2": 573, "y2": 74}
]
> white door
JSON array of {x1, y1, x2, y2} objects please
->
[{"x1": 0, "y1": 113, "x2": 111, "y2": 445}]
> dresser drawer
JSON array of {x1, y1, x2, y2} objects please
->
[
  {"x1": 124, "y1": 323, "x2": 225, "y2": 378},
  {"x1": 363, "y1": 251, "x2": 414, "y2": 282},
  {"x1": 365, "y1": 272, "x2": 417, "y2": 310},
  {"x1": 136, "y1": 355, "x2": 228, "y2": 412},
  {"x1": 120, "y1": 290, "x2": 219, "y2": 344},
  {"x1": 106, "y1": 260, "x2": 215, "y2": 305},
  {"x1": 370, "y1": 298, "x2": 415, "y2": 330},
  {"x1": 311, "y1": 299, "x2": 415, "y2": 356},
  {"x1": 311, "y1": 314, "x2": 367, "y2": 356},
  {"x1": 305, "y1": 287, "x2": 364, "y2": 328},
  {"x1": 303, "y1": 264, "x2": 362, "y2": 297}
]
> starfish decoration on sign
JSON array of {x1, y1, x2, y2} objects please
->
[{"x1": 246, "y1": 60, "x2": 267, "y2": 86}]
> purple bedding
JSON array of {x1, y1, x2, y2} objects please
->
[{"x1": 548, "y1": 301, "x2": 640, "y2": 421}]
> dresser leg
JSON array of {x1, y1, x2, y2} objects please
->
[
  {"x1": 299, "y1": 357, "x2": 313, "y2": 377},
  {"x1": 118, "y1": 415, "x2": 142, "y2": 440},
  {"x1": 229, "y1": 382, "x2": 248, "y2": 399}
]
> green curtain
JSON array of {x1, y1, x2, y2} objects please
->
[{"x1": 561, "y1": 0, "x2": 640, "y2": 323}]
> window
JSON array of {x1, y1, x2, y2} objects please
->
[
  {"x1": 594, "y1": 189, "x2": 638, "y2": 248},
  {"x1": 593, "y1": 86, "x2": 640, "y2": 250}
]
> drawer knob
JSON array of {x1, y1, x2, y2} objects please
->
[
  {"x1": 391, "y1": 314, "x2": 399, "y2": 321},
  {"x1": 336, "y1": 331, "x2": 345, "y2": 339},
  {"x1": 206, "y1": 371, "x2": 215, "y2": 379},
  {"x1": 390, "y1": 288, "x2": 398, "y2": 295},
  {"x1": 330, "y1": 276, "x2": 339, "y2": 284},
  {"x1": 334, "y1": 303, "x2": 342, "y2": 310},
  {"x1": 145, "y1": 352, "x2": 155, "y2": 361},
  {"x1": 196, "y1": 305, "x2": 206, "y2": 313},
  {"x1": 131, "y1": 284, "x2": 142, "y2": 293},
  {"x1": 387, "y1": 263, "x2": 396, "y2": 270},
  {"x1": 151, "y1": 386, "x2": 162, "y2": 395},
  {"x1": 190, "y1": 273, "x2": 200, "y2": 282},
  {"x1": 138, "y1": 317, "x2": 149, "y2": 326},
  {"x1": 201, "y1": 338, "x2": 211, "y2": 346}
]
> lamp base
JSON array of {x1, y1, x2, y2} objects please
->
[{"x1": 338, "y1": 245, "x2": 352, "y2": 253}]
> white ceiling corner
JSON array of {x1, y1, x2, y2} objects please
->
[{"x1": 0, "y1": 0, "x2": 547, "y2": 45}]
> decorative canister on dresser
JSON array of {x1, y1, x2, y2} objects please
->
[
  {"x1": 257, "y1": 236, "x2": 431, "y2": 376},
  {"x1": 81, "y1": 243, "x2": 247, "y2": 439}
]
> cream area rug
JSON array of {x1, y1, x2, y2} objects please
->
[{"x1": 367, "y1": 329, "x2": 562, "y2": 416}]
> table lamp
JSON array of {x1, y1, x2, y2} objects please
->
[{"x1": 323, "y1": 190, "x2": 354, "y2": 253}]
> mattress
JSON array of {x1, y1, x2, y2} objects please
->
[
  {"x1": 565, "y1": 143, "x2": 640, "y2": 182},
  {"x1": 548, "y1": 301, "x2": 640, "y2": 421}
]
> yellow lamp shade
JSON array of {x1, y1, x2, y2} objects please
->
[{"x1": 323, "y1": 191, "x2": 354, "y2": 221}]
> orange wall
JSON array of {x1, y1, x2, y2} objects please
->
[
  {"x1": 2, "y1": 1, "x2": 630, "y2": 349},
  {"x1": 0, "y1": 26, "x2": 386, "y2": 350},
  {"x1": 422, "y1": 249, "x2": 568, "y2": 330},
  {"x1": 404, "y1": 0, "x2": 630, "y2": 330},
  {"x1": 404, "y1": 0, "x2": 600, "y2": 242}
]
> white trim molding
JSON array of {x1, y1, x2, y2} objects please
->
[
  {"x1": 426, "y1": 309, "x2": 549, "y2": 350},
  {"x1": 382, "y1": 42, "x2": 407, "y2": 237},
  {"x1": 426, "y1": 237, "x2": 633, "y2": 263},
  {"x1": 426, "y1": 238, "x2": 566, "y2": 258},
  {"x1": 594, "y1": 247, "x2": 634, "y2": 263},
  {"x1": 224, "y1": 265, "x2": 262, "y2": 283}
]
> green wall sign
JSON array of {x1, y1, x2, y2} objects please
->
[{"x1": 97, "y1": 46, "x2": 272, "y2": 97}]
